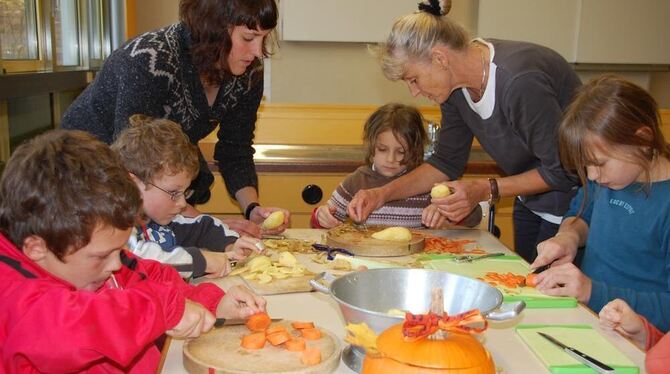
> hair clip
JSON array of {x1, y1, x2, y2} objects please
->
[{"x1": 417, "y1": 0, "x2": 449, "y2": 16}]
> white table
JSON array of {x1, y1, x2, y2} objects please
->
[{"x1": 160, "y1": 229, "x2": 646, "y2": 373}]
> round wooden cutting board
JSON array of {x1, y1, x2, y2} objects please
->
[
  {"x1": 326, "y1": 225, "x2": 424, "y2": 257},
  {"x1": 183, "y1": 321, "x2": 341, "y2": 374}
]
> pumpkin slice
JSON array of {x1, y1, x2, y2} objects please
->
[
  {"x1": 240, "y1": 332, "x2": 266, "y2": 350},
  {"x1": 284, "y1": 337, "x2": 307, "y2": 352},
  {"x1": 300, "y1": 327, "x2": 322, "y2": 340},
  {"x1": 291, "y1": 321, "x2": 315, "y2": 330},
  {"x1": 246, "y1": 312, "x2": 272, "y2": 332},
  {"x1": 301, "y1": 347, "x2": 322, "y2": 366},
  {"x1": 267, "y1": 331, "x2": 292, "y2": 346}
]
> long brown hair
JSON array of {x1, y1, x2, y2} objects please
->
[
  {"x1": 363, "y1": 103, "x2": 428, "y2": 171},
  {"x1": 180, "y1": 0, "x2": 278, "y2": 84},
  {"x1": 559, "y1": 75, "x2": 670, "y2": 192}
]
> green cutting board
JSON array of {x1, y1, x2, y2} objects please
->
[
  {"x1": 421, "y1": 256, "x2": 577, "y2": 308},
  {"x1": 516, "y1": 324, "x2": 638, "y2": 373}
]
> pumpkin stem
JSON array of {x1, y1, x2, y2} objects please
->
[{"x1": 428, "y1": 288, "x2": 448, "y2": 340}]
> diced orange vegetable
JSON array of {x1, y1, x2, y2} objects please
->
[
  {"x1": 246, "y1": 312, "x2": 272, "y2": 332},
  {"x1": 291, "y1": 321, "x2": 315, "y2": 330},
  {"x1": 284, "y1": 337, "x2": 307, "y2": 352},
  {"x1": 300, "y1": 327, "x2": 322, "y2": 340},
  {"x1": 525, "y1": 273, "x2": 538, "y2": 287},
  {"x1": 265, "y1": 325, "x2": 288, "y2": 335},
  {"x1": 241, "y1": 332, "x2": 266, "y2": 350},
  {"x1": 301, "y1": 347, "x2": 322, "y2": 366},
  {"x1": 266, "y1": 331, "x2": 292, "y2": 346}
]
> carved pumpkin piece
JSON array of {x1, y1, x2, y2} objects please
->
[{"x1": 361, "y1": 288, "x2": 495, "y2": 374}]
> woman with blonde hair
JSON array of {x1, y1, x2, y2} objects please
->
[{"x1": 349, "y1": 0, "x2": 581, "y2": 262}]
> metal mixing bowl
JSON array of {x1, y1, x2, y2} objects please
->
[{"x1": 311, "y1": 268, "x2": 525, "y2": 334}]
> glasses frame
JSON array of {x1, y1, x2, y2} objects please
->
[{"x1": 146, "y1": 181, "x2": 194, "y2": 202}]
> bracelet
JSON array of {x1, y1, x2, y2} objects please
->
[
  {"x1": 488, "y1": 178, "x2": 500, "y2": 206},
  {"x1": 244, "y1": 202, "x2": 260, "y2": 220}
]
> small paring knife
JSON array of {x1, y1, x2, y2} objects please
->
[
  {"x1": 214, "y1": 318, "x2": 282, "y2": 328},
  {"x1": 537, "y1": 332, "x2": 615, "y2": 373}
]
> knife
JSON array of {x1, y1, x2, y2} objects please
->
[
  {"x1": 214, "y1": 317, "x2": 282, "y2": 328},
  {"x1": 537, "y1": 332, "x2": 615, "y2": 373}
]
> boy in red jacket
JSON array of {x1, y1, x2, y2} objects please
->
[{"x1": 0, "y1": 130, "x2": 266, "y2": 373}]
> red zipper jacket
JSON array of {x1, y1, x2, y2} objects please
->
[{"x1": 0, "y1": 233, "x2": 224, "y2": 373}]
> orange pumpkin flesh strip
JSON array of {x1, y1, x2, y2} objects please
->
[
  {"x1": 300, "y1": 327, "x2": 322, "y2": 340},
  {"x1": 291, "y1": 321, "x2": 315, "y2": 330},
  {"x1": 240, "y1": 332, "x2": 266, "y2": 350},
  {"x1": 266, "y1": 331, "x2": 292, "y2": 346},
  {"x1": 525, "y1": 273, "x2": 538, "y2": 287},
  {"x1": 284, "y1": 337, "x2": 307, "y2": 352},
  {"x1": 246, "y1": 312, "x2": 272, "y2": 332},
  {"x1": 301, "y1": 346, "x2": 322, "y2": 366},
  {"x1": 265, "y1": 325, "x2": 288, "y2": 335}
]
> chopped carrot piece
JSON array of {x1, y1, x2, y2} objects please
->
[
  {"x1": 241, "y1": 332, "x2": 266, "y2": 350},
  {"x1": 300, "y1": 327, "x2": 322, "y2": 340},
  {"x1": 246, "y1": 312, "x2": 272, "y2": 332},
  {"x1": 266, "y1": 331, "x2": 292, "y2": 346},
  {"x1": 525, "y1": 273, "x2": 538, "y2": 287},
  {"x1": 291, "y1": 321, "x2": 315, "y2": 330},
  {"x1": 265, "y1": 325, "x2": 288, "y2": 335},
  {"x1": 284, "y1": 337, "x2": 307, "y2": 352},
  {"x1": 301, "y1": 347, "x2": 322, "y2": 366}
]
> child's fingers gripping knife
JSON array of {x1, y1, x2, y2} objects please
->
[{"x1": 167, "y1": 300, "x2": 216, "y2": 339}]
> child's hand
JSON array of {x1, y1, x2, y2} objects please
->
[
  {"x1": 202, "y1": 251, "x2": 232, "y2": 278},
  {"x1": 167, "y1": 300, "x2": 215, "y2": 339},
  {"x1": 531, "y1": 232, "x2": 579, "y2": 270},
  {"x1": 227, "y1": 236, "x2": 264, "y2": 260},
  {"x1": 316, "y1": 204, "x2": 340, "y2": 228},
  {"x1": 421, "y1": 204, "x2": 447, "y2": 228},
  {"x1": 216, "y1": 285, "x2": 267, "y2": 319},
  {"x1": 599, "y1": 299, "x2": 647, "y2": 349},
  {"x1": 251, "y1": 207, "x2": 290, "y2": 234},
  {"x1": 533, "y1": 262, "x2": 592, "y2": 303},
  {"x1": 348, "y1": 188, "x2": 385, "y2": 223}
]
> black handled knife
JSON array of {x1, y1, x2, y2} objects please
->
[{"x1": 537, "y1": 332, "x2": 615, "y2": 373}]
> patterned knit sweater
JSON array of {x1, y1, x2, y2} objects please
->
[
  {"x1": 61, "y1": 23, "x2": 264, "y2": 201},
  {"x1": 329, "y1": 165, "x2": 481, "y2": 228}
]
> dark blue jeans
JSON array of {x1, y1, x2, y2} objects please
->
[{"x1": 512, "y1": 199, "x2": 560, "y2": 263}]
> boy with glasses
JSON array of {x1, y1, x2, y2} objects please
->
[{"x1": 112, "y1": 115, "x2": 264, "y2": 279}]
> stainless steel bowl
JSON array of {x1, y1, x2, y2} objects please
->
[{"x1": 311, "y1": 268, "x2": 524, "y2": 335}]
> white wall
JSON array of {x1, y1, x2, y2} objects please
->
[{"x1": 132, "y1": 0, "x2": 670, "y2": 107}]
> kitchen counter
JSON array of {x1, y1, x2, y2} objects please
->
[
  {"x1": 159, "y1": 229, "x2": 646, "y2": 374},
  {"x1": 206, "y1": 144, "x2": 504, "y2": 175}
]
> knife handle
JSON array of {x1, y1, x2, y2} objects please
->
[{"x1": 565, "y1": 347, "x2": 615, "y2": 373}]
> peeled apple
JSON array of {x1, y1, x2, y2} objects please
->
[
  {"x1": 262, "y1": 211, "x2": 285, "y2": 230},
  {"x1": 430, "y1": 184, "x2": 451, "y2": 198},
  {"x1": 371, "y1": 227, "x2": 412, "y2": 242}
]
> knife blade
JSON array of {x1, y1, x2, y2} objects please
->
[
  {"x1": 537, "y1": 332, "x2": 615, "y2": 373},
  {"x1": 214, "y1": 317, "x2": 283, "y2": 328}
]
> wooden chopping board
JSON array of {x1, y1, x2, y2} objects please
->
[
  {"x1": 241, "y1": 273, "x2": 315, "y2": 296},
  {"x1": 326, "y1": 225, "x2": 424, "y2": 257},
  {"x1": 183, "y1": 320, "x2": 341, "y2": 374}
]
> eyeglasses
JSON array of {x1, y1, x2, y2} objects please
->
[{"x1": 146, "y1": 182, "x2": 194, "y2": 201}]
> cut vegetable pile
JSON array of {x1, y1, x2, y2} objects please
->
[
  {"x1": 478, "y1": 271, "x2": 537, "y2": 288},
  {"x1": 228, "y1": 252, "x2": 311, "y2": 283},
  {"x1": 423, "y1": 236, "x2": 483, "y2": 254},
  {"x1": 239, "y1": 312, "x2": 323, "y2": 366}
]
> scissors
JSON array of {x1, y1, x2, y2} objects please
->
[{"x1": 312, "y1": 243, "x2": 355, "y2": 260}]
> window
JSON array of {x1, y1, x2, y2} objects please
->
[{"x1": 0, "y1": 0, "x2": 43, "y2": 71}]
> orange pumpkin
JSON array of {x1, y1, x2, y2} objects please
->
[{"x1": 362, "y1": 324, "x2": 495, "y2": 374}]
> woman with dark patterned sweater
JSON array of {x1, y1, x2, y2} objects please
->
[{"x1": 61, "y1": 0, "x2": 288, "y2": 237}]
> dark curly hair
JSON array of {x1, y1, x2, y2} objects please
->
[
  {"x1": 0, "y1": 130, "x2": 141, "y2": 260},
  {"x1": 180, "y1": 0, "x2": 278, "y2": 84}
]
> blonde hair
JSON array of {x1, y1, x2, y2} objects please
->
[
  {"x1": 379, "y1": 0, "x2": 468, "y2": 81},
  {"x1": 363, "y1": 103, "x2": 428, "y2": 171},
  {"x1": 111, "y1": 114, "x2": 200, "y2": 184}
]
